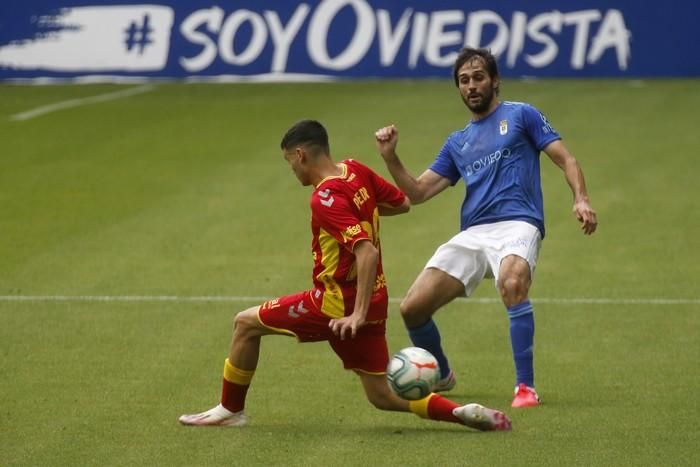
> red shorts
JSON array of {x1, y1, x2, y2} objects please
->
[{"x1": 257, "y1": 290, "x2": 389, "y2": 374}]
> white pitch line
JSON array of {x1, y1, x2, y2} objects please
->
[
  {"x1": 9, "y1": 84, "x2": 155, "y2": 121},
  {"x1": 0, "y1": 295, "x2": 697, "y2": 305}
]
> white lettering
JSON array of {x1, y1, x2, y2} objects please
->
[
  {"x1": 219, "y1": 10, "x2": 267, "y2": 65},
  {"x1": 376, "y1": 8, "x2": 413, "y2": 67},
  {"x1": 176, "y1": 5, "x2": 633, "y2": 75},
  {"x1": 506, "y1": 11, "x2": 527, "y2": 67},
  {"x1": 408, "y1": 12, "x2": 429, "y2": 68},
  {"x1": 465, "y1": 10, "x2": 509, "y2": 56},
  {"x1": 424, "y1": 10, "x2": 464, "y2": 67},
  {"x1": 307, "y1": 0, "x2": 375, "y2": 71},
  {"x1": 588, "y1": 9, "x2": 630, "y2": 70},
  {"x1": 525, "y1": 11, "x2": 562, "y2": 68},
  {"x1": 465, "y1": 147, "x2": 511, "y2": 176},
  {"x1": 564, "y1": 10, "x2": 601, "y2": 69},
  {"x1": 179, "y1": 7, "x2": 224, "y2": 72},
  {"x1": 264, "y1": 5, "x2": 310, "y2": 72}
]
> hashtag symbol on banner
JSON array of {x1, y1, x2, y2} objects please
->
[{"x1": 124, "y1": 14, "x2": 154, "y2": 54}]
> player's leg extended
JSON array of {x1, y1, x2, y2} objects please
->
[
  {"x1": 220, "y1": 306, "x2": 271, "y2": 413},
  {"x1": 179, "y1": 306, "x2": 274, "y2": 426},
  {"x1": 401, "y1": 268, "x2": 464, "y2": 387},
  {"x1": 498, "y1": 255, "x2": 540, "y2": 407},
  {"x1": 357, "y1": 373, "x2": 511, "y2": 431}
]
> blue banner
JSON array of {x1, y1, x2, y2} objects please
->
[{"x1": 1, "y1": 0, "x2": 698, "y2": 81}]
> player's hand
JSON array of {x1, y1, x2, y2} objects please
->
[
  {"x1": 375, "y1": 125, "x2": 398, "y2": 160},
  {"x1": 573, "y1": 200, "x2": 598, "y2": 235},
  {"x1": 328, "y1": 314, "x2": 365, "y2": 340}
]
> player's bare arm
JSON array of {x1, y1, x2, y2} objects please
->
[
  {"x1": 328, "y1": 239, "x2": 378, "y2": 340},
  {"x1": 377, "y1": 197, "x2": 411, "y2": 216},
  {"x1": 543, "y1": 140, "x2": 598, "y2": 235},
  {"x1": 375, "y1": 125, "x2": 452, "y2": 204}
]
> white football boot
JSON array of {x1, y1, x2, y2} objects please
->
[
  {"x1": 452, "y1": 403, "x2": 512, "y2": 431},
  {"x1": 178, "y1": 404, "x2": 249, "y2": 427}
]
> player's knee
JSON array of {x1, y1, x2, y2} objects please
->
[
  {"x1": 399, "y1": 301, "x2": 419, "y2": 327},
  {"x1": 398, "y1": 299, "x2": 412, "y2": 318},
  {"x1": 499, "y1": 276, "x2": 528, "y2": 302},
  {"x1": 233, "y1": 308, "x2": 259, "y2": 337},
  {"x1": 399, "y1": 298, "x2": 425, "y2": 326}
]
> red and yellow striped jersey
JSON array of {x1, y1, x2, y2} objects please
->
[{"x1": 309, "y1": 159, "x2": 405, "y2": 320}]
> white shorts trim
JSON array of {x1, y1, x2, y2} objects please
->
[{"x1": 425, "y1": 221, "x2": 542, "y2": 297}]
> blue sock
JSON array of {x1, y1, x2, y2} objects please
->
[
  {"x1": 407, "y1": 319, "x2": 451, "y2": 379},
  {"x1": 507, "y1": 301, "x2": 535, "y2": 387}
]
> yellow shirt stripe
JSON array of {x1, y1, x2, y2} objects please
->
[{"x1": 317, "y1": 227, "x2": 345, "y2": 318}]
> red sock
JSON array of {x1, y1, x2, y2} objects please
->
[
  {"x1": 426, "y1": 394, "x2": 461, "y2": 424},
  {"x1": 221, "y1": 380, "x2": 250, "y2": 413},
  {"x1": 220, "y1": 358, "x2": 255, "y2": 413}
]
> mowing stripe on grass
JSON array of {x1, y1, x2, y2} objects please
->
[
  {"x1": 0, "y1": 295, "x2": 697, "y2": 305},
  {"x1": 9, "y1": 84, "x2": 155, "y2": 121}
]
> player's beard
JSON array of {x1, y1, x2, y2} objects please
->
[{"x1": 463, "y1": 87, "x2": 495, "y2": 114}]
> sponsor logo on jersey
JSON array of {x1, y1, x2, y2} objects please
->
[
  {"x1": 318, "y1": 188, "x2": 335, "y2": 207},
  {"x1": 343, "y1": 224, "x2": 363, "y2": 240},
  {"x1": 465, "y1": 147, "x2": 512, "y2": 176}
]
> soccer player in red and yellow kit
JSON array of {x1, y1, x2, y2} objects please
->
[{"x1": 178, "y1": 120, "x2": 511, "y2": 431}]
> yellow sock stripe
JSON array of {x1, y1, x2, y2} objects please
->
[
  {"x1": 408, "y1": 393, "x2": 435, "y2": 419},
  {"x1": 223, "y1": 358, "x2": 255, "y2": 385}
]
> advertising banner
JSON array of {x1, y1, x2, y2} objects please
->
[{"x1": 1, "y1": 0, "x2": 698, "y2": 81}]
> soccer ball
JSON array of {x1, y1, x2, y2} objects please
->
[{"x1": 387, "y1": 347, "x2": 440, "y2": 400}]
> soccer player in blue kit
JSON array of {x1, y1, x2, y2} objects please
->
[{"x1": 375, "y1": 47, "x2": 598, "y2": 408}]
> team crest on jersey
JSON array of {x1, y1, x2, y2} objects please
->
[{"x1": 499, "y1": 120, "x2": 508, "y2": 135}]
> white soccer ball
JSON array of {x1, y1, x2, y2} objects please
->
[{"x1": 387, "y1": 347, "x2": 440, "y2": 400}]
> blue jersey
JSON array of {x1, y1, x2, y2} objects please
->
[{"x1": 430, "y1": 101, "x2": 560, "y2": 237}]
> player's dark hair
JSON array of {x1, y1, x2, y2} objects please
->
[
  {"x1": 280, "y1": 119, "x2": 330, "y2": 156},
  {"x1": 453, "y1": 47, "x2": 500, "y2": 95}
]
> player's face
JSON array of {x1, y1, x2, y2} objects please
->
[
  {"x1": 457, "y1": 59, "x2": 499, "y2": 115},
  {"x1": 283, "y1": 148, "x2": 311, "y2": 186}
]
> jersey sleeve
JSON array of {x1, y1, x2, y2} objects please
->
[
  {"x1": 311, "y1": 189, "x2": 370, "y2": 251},
  {"x1": 521, "y1": 104, "x2": 561, "y2": 150},
  {"x1": 429, "y1": 139, "x2": 461, "y2": 185},
  {"x1": 367, "y1": 167, "x2": 406, "y2": 207}
]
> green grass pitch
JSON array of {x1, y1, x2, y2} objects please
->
[{"x1": 0, "y1": 79, "x2": 698, "y2": 466}]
